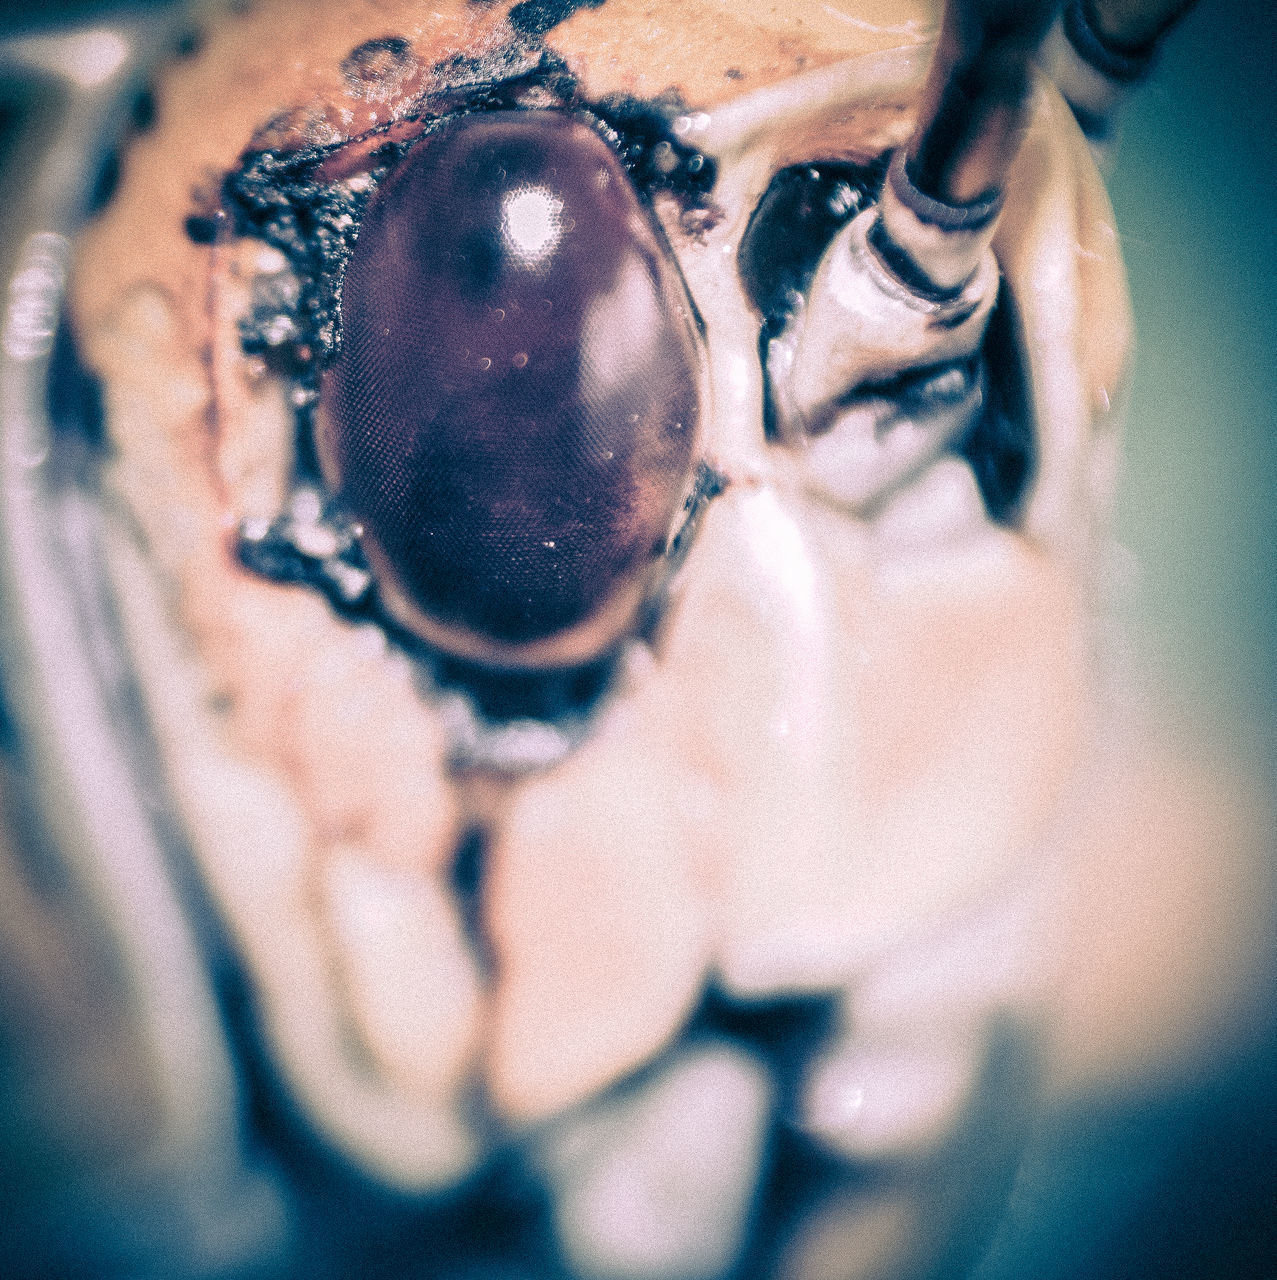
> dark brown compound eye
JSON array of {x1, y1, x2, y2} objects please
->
[{"x1": 319, "y1": 110, "x2": 702, "y2": 664}]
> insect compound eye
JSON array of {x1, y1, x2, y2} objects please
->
[{"x1": 320, "y1": 110, "x2": 702, "y2": 662}]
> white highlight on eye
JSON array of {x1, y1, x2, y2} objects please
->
[
  {"x1": 501, "y1": 186, "x2": 565, "y2": 265},
  {"x1": 580, "y1": 256, "x2": 662, "y2": 408}
]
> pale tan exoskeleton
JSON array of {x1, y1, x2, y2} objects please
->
[{"x1": 0, "y1": 0, "x2": 1271, "y2": 1276}]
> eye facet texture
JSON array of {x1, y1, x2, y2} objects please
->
[{"x1": 322, "y1": 111, "x2": 701, "y2": 653}]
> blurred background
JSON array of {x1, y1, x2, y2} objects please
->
[
  {"x1": 1043, "y1": 4, "x2": 1277, "y2": 1271},
  {"x1": 1107, "y1": 0, "x2": 1277, "y2": 779},
  {"x1": 0, "y1": 0, "x2": 1273, "y2": 1276}
]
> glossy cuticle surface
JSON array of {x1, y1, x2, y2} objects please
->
[{"x1": 321, "y1": 110, "x2": 702, "y2": 656}]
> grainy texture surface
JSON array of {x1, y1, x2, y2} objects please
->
[{"x1": 25, "y1": 0, "x2": 1271, "y2": 1276}]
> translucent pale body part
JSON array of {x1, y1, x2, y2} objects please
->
[
  {"x1": 623, "y1": 64, "x2": 1107, "y2": 1000},
  {"x1": 799, "y1": 851, "x2": 1064, "y2": 1163},
  {"x1": 803, "y1": 1036, "x2": 982, "y2": 1162},
  {"x1": 486, "y1": 695, "x2": 716, "y2": 1121},
  {"x1": 538, "y1": 1043, "x2": 773, "y2": 1280},
  {"x1": 663, "y1": 486, "x2": 1088, "y2": 993},
  {"x1": 488, "y1": 460, "x2": 1085, "y2": 1120},
  {"x1": 848, "y1": 841, "x2": 1065, "y2": 1038},
  {"x1": 108, "y1": 532, "x2": 478, "y2": 1188},
  {"x1": 781, "y1": 365, "x2": 985, "y2": 516},
  {"x1": 84, "y1": 285, "x2": 478, "y2": 1189},
  {"x1": 322, "y1": 851, "x2": 482, "y2": 1097},
  {"x1": 869, "y1": 455, "x2": 990, "y2": 551}
]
